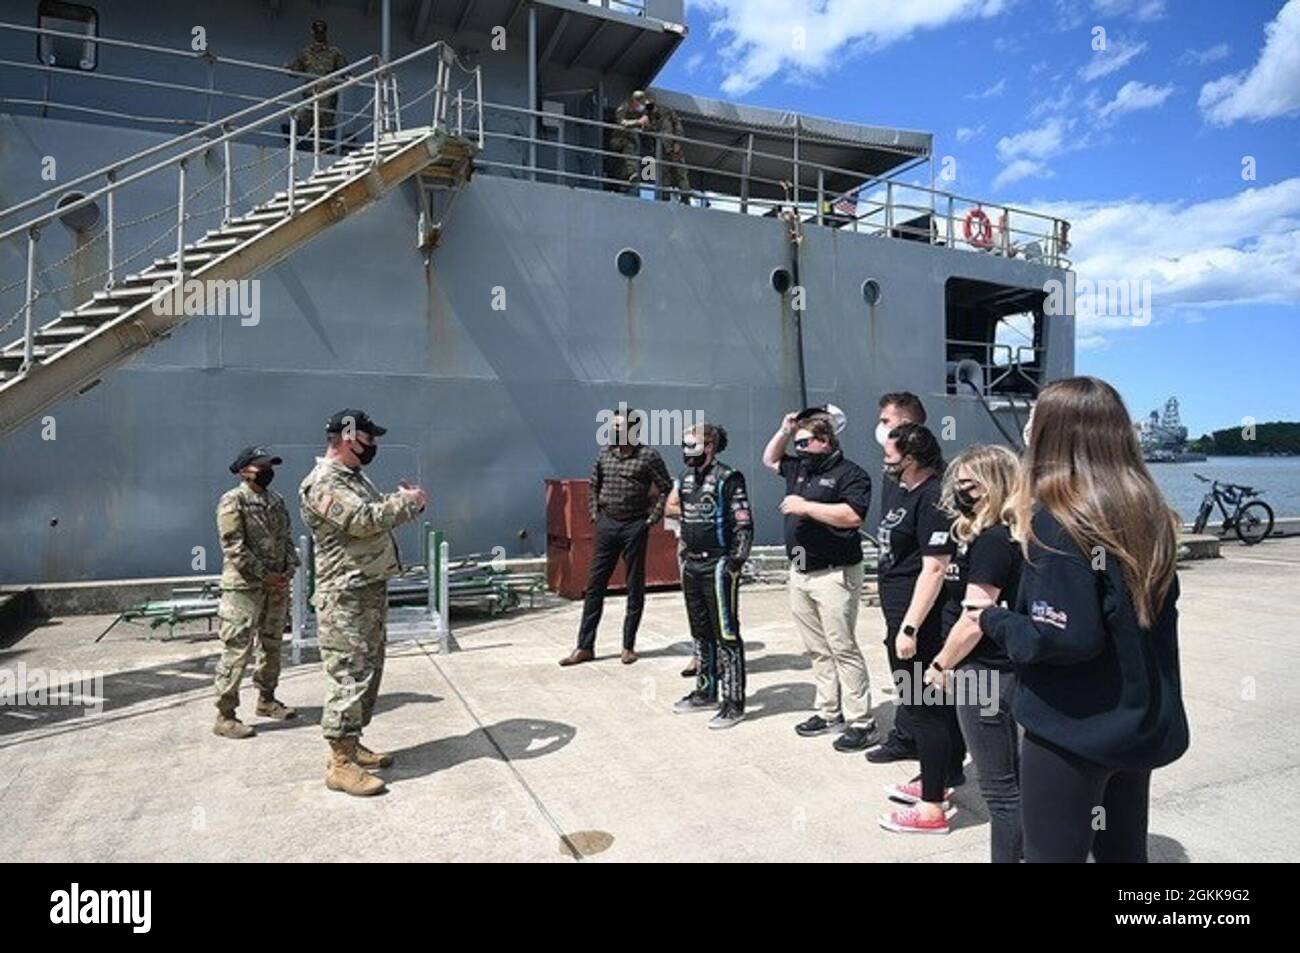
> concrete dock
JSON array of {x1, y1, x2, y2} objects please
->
[{"x1": 2, "y1": 538, "x2": 1298, "y2": 863}]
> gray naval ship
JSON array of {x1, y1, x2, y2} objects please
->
[{"x1": 0, "y1": 0, "x2": 1074, "y2": 584}]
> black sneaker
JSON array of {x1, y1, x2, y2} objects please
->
[
  {"x1": 833, "y1": 722, "x2": 878, "y2": 752},
  {"x1": 680, "y1": 663, "x2": 699, "y2": 678},
  {"x1": 866, "y1": 738, "x2": 919, "y2": 764},
  {"x1": 794, "y1": 714, "x2": 845, "y2": 737},
  {"x1": 673, "y1": 691, "x2": 717, "y2": 714},
  {"x1": 708, "y1": 703, "x2": 745, "y2": 730}
]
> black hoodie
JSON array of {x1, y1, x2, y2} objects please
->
[{"x1": 980, "y1": 507, "x2": 1190, "y2": 771}]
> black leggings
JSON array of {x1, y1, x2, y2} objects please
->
[
  {"x1": 908, "y1": 693, "x2": 964, "y2": 804},
  {"x1": 1021, "y1": 734, "x2": 1152, "y2": 863}
]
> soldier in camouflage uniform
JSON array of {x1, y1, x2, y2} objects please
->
[
  {"x1": 300, "y1": 409, "x2": 426, "y2": 797},
  {"x1": 213, "y1": 446, "x2": 300, "y2": 739},
  {"x1": 609, "y1": 91, "x2": 650, "y2": 192},
  {"x1": 286, "y1": 20, "x2": 348, "y2": 150},
  {"x1": 644, "y1": 95, "x2": 692, "y2": 203}
]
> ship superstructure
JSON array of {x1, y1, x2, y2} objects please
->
[{"x1": 0, "y1": 0, "x2": 1074, "y2": 582}]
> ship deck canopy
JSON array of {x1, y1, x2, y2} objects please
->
[{"x1": 646, "y1": 88, "x2": 933, "y2": 202}]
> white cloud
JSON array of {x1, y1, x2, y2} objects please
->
[
  {"x1": 1179, "y1": 42, "x2": 1230, "y2": 66},
  {"x1": 693, "y1": 0, "x2": 1009, "y2": 95},
  {"x1": 993, "y1": 158, "x2": 1051, "y2": 188},
  {"x1": 1199, "y1": 0, "x2": 1300, "y2": 125},
  {"x1": 955, "y1": 124, "x2": 986, "y2": 142},
  {"x1": 1036, "y1": 179, "x2": 1300, "y2": 331},
  {"x1": 997, "y1": 116, "x2": 1071, "y2": 161},
  {"x1": 1097, "y1": 80, "x2": 1175, "y2": 120},
  {"x1": 1091, "y1": 0, "x2": 1166, "y2": 21},
  {"x1": 1079, "y1": 37, "x2": 1147, "y2": 81},
  {"x1": 965, "y1": 77, "x2": 1008, "y2": 99}
]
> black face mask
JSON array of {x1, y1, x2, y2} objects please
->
[
  {"x1": 353, "y1": 441, "x2": 377, "y2": 466},
  {"x1": 954, "y1": 486, "x2": 980, "y2": 517},
  {"x1": 683, "y1": 451, "x2": 707, "y2": 469},
  {"x1": 252, "y1": 468, "x2": 274, "y2": 489}
]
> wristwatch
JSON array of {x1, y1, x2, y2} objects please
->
[{"x1": 901, "y1": 623, "x2": 916, "y2": 637}]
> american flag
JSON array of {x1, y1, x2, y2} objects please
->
[{"x1": 832, "y1": 195, "x2": 858, "y2": 216}]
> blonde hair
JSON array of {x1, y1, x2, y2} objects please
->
[
  {"x1": 940, "y1": 444, "x2": 1020, "y2": 543},
  {"x1": 1008, "y1": 376, "x2": 1180, "y2": 629}
]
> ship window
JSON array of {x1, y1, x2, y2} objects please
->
[
  {"x1": 37, "y1": 1, "x2": 98, "y2": 71},
  {"x1": 944, "y1": 277, "x2": 1046, "y2": 398}
]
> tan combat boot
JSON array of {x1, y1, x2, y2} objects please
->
[
  {"x1": 325, "y1": 739, "x2": 386, "y2": 797},
  {"x1": 352, "y1": 740, "x2": 394, "y2": 768},
  {"x1": 255, "y1": 696, "x2": 298, "y2": 719},
  {"x1": 213, "y1": 712, "x2": 255, "y2": 739}
]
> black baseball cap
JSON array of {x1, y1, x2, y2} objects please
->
[
  {"x1": 230, "y1": 445, "x2": 282, "y2": 474},
  {"x1": 325, "y1": 408, "x2": 387, "y2": 437}
]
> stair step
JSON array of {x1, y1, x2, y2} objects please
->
[
  {"x1": 196, "y1": 236, "x2": 244, "y2": 250},
  {"x1": 94, "y1": 286, "x2": 158, "y2": 301},
  {"x1": 211, "y1": 223, "x2": 266, "y2": 237},
  {"x1": 35, "y1": 324, "x2": 99, "y2": 341},
  {"x1": 68, "y1": 305, "x2": 126, "y2": 320}
]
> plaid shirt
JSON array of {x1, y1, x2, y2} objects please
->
[{"x1": 589, "y1": 444, "x2": 673, "y2": 523}]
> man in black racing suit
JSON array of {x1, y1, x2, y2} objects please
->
[{"x1": 666, "y1": 423, "x2": 753, "y2": 729}]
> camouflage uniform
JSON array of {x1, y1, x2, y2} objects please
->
[
  {"x1": 648, "y1": 104, "x2": 691, "y2": 202},
  {"x1": 299, "y1": 457, "x2": 422, "y2": 740},
  {"x1": 610, "y1": 99, "x2": 645, "y2": 189},
  {"x1": 287, "y1": 41, "x2": 348, "y2": 139},
  {"x1": 214, "y1": 482, "x2": 298, "y2": 714}
]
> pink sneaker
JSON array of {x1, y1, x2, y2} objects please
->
[
  {"x1": 878, "y1": 806, "x2": 952, "y2": 835},
  {"x1": 885, "y1": 779, "x2": 954, "y2": 806}
]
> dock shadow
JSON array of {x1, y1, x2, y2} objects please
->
[
  {"x1": 744, "y1": 682, "x2": 816, "y2": 721},
  {"x1": 386, "y1": 717, "x2": 576, "y2": 783},
  {"x1": 256, "y1": 691, "x2": 444, "y2": 733}
]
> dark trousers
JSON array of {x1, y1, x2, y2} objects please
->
[
  {"x1": 954, "y1": 666, "x2": 1022, "y2": 863},
  {"x1": 1021, "y1": 733, "x2": 1152, "y2": 863},
  {"x1": 682, "y1": 557, "x2": 745, "y2": 706},
  {"x1": 884, "y1": 629, "x2": 917, "y2": 750},
  {"x1": 576, "y1": 514, "x2": 649, "y2": 653},
  {"x1": 905, "y1": 675, "x2": 965, "y2": 804}
]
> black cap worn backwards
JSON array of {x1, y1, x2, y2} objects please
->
[
  {"x1": 230, "y1": 445, "x2": 283, "y2": 474},
  {"x1": 325, "y1": 409, "x2": 388, "y2": 437}
]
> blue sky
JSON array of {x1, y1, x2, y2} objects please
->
[{"x1": 657, "y1": 0, "x2": 1300, "y2": 436}]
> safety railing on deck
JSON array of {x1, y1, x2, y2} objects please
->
[
  {"x1": 379, "y1": 93, "x2": 1071, "y2": 268},
  {"x1": 0, "y1": 39, "x2": 483, "y2": 373}
]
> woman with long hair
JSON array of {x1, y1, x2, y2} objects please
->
[
  {"x1": 928, "y1": 444, "x2": 1024, "y2": 862},
  {"x1": 969, "y1": 377, "x2": 1189, "y2": 862}
]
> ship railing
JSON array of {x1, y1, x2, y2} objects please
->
[
  {"x1": 0, "y1": 40, "x2": 483, "y2": 370},
  {"x1": 945, "y1": 338, "x2": 1045, "y2": 399},
  {"x1": 390, "y1": 95, "x2": 1070, "y2": 269},
  {"x1": 0, "y1": 19, "x2": 377, "y2": 148}
]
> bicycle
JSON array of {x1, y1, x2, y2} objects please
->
[{"x1": 1191, "y1": 474, "x2": 1274, "y2": 545}]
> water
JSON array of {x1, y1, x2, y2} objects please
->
[{"x1": 1149, "y1": 456, "x2": 1300, "y2": 522}]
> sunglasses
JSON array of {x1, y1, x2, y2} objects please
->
[{"x1": 793, "y1": 437, "x2": 813, "y2": 449}]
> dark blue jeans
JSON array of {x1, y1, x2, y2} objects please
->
[{"x1": 954, "y1": 665, "x2": 1022, "y2": 863}]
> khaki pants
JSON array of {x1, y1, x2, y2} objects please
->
[{"x1": 788, "y1": 563, "x2": 872, "y2": 724}]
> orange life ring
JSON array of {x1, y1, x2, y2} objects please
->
[{"x1": 964, "y1": 208, "x2": 994, "y2": 249}]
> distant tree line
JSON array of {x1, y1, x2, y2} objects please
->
[{"x1": 1189, "y1": 422, "x2": 1300, "y2": 456}]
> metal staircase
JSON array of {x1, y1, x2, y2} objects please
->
[{"x1": 0, "y1": 41, "x2": 482, "y2": 438}]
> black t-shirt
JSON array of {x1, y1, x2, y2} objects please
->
[
  {"x1": 941, "y1": 523, "x2": 1022, "y2": 670},
  {"x1": 876, "y1": 473, "x2": 952, "y2": 624},
  {"x1": 779, "y1": 451, "x2": 871, "y2": 572}
]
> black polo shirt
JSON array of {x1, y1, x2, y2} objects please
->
[
  {"x1": 941, "y1": 523, "x2": 1022, "y2": 670},
  {"x1": 778, "y1": 451, "x2": 871, "y2": 572}
]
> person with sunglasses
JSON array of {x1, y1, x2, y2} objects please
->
[{"x1": 762, "y1": 410, "x2": 875, "y2": 751}]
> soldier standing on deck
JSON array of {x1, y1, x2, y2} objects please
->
[
  {"x1": 299, "y1": 410, "x2": 426, "y2": 797},
  {"x1": 609, "y1": 90, "x2": 651, "y2": 192},
  {"x1": 644, "y1": 94, "x2": 691, "y2": 203},
  {"x1": 213, "y1": 446, "x2": 299, "y2": 739},
  {"x1": 286, "y1": 19, "x2": 348, "y2": 150}
]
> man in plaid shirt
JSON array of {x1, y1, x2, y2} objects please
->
[{"x1": 560, "y1": 411, "x2": 673, "y2": 667}]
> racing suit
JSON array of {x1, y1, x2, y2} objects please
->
[{"x1": 678, "y1": 460, "x2": 753, "y2": 707}]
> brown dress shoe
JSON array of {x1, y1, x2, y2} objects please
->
[
  {"x1": 559, "y1": 648, "x2": 595, "y2": 667},
  {"x1": 621, "y1": 649, "x2": 639, "y2": 665}
]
